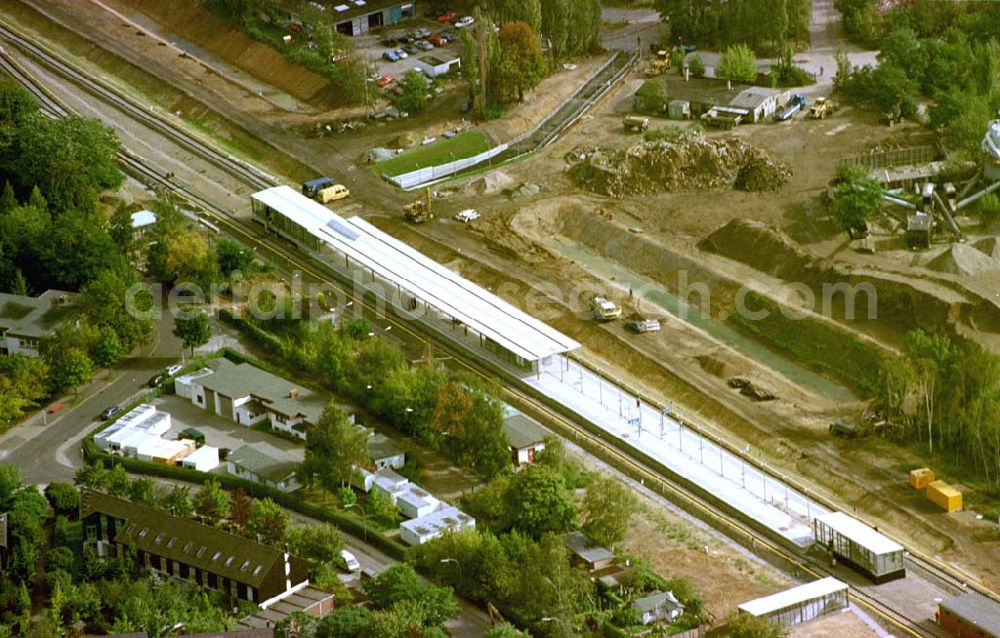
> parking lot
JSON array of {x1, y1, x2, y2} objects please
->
[
  {"x1": 350, "y1": 15, "x2": 467, "y2": 81},
  {"x1": 154, "y1": 394, "x2": 304, "y2": 463}
]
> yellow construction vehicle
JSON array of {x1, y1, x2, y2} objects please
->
[
  {"x1": 643, "y1": 49, "x2": 671, "y2": 77},
  {"x1": 403, "y1": 188, "x2": 433, "y2": 223}
]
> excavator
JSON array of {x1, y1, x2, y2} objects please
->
[
  {"x1": 643, "y1": 49, "x2": 671, "y2": 78},
  {"x1": 403, "y1": 188, "x2": 433, "y2": 223}
]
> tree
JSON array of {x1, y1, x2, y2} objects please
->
[
  {"x1": 503, "y1": 464, "x2": 577, "y2": 538},
  {"x1": 194, "y1": 479, "x2": 230, "y2": 525},
  {"x1": 494, "y1": 22, "x2": 546, "y2": 104},
  {"x1": 0, "y1": 465, "x2": 22, "y2": 511},
  {"x1": 0, "y1": 182, "x2": 16, "y2": 213},
  {"x1": 74, "y1": 463, "x2": 107, "y2": 490},
  {"x1": 173, "y1": 310, "x2": 213, "y2": 356},
  {"x1": 247, "y1": 497, "x2": 290, "y2": 546},
  {"x1": 301, "y1": 403, "x2": 371, "y2": 490},
  {"x1": 316, "y1": 606, "x2": 372, "y2": 638},
  {"x1": 716, "y1": 44, "x2": 758, "y2": 82},
  {"x1": 80, "y1": 266, "x2": 154, "y2": 352},
  {"x1": 0, "y1": 83, "x2": 37, "y2": 127},
  {"x1": 215, "y1": 237, "x2": 255, "y2": 279},
  {"x1": 49, "y1": 347, "x2": 94, "y2": 394},
  {"x1": 831, "y1": 165, "x2": 882, "y2": 234},
  {"x1": 726, "y1": 610, "x2": 788, "y2": 638},
  {"x1": 287, "y1": 524, "x2": 344, "y2": 571},
  {"x1": 429, "y1": 378, "x2": 510, "y2": 478},
  {"x1": 161, "y1": 484, "x2": 194, "y2": 518},
  {"x1": 229, "y1": 487, "x2": 252, "y2": 531},
  {"x1": 688, "y1": 54, "x2": 706, "y2": 79},
  {"x1": 368, "y1": 487, "x2": 398, "y2": 525},
  {"x1": 363, "y1": 564, "x2": 426, "y2": 609},
  {"x1": 581, "y1": 475, "x2": 637, "y2": 547},
  {"x1": 92, "y1": 327, "x2": 123, "y2": 367},
  {"x1": 44, "y1": 483, "x2": 80, "y2": 517},
  {"x1": 392, "y1": 70, "x2": 430, "y2": 115},
  {"x1": 36, "y1": 209, "x2": 121, "y2": 290}
]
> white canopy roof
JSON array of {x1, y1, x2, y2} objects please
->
[
  {"x1": 739, "y1": 577, "x2": 847, "y2": 616},
  {"x1": 816, "y1": 512, "x2": 903, "y2": 555},
  {"x1": 251, "y1": 186, "x2": 580, "y2": 362}
]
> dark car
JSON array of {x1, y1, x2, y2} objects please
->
[
  {"x1": 402, "y1": 43, "x2": 419, "y2": 55},
  {"x1": 148, "y1": 373, "x2": 168, "y2": 388},
  {"x1": 440, "y1": 30, "x2": 457, "y2": 42},
  {"x1": 681, "y1": 43, "x2": 697, "y2": 53},
  {"x1": 100, "y1": 406, "x2": 121, "y2": 420},
  {"x1": 381, "y1": 37, "x2": 397, "y2": 47}
]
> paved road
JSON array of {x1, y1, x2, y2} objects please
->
[
  {"x1": 0, "y1": 311, "x2": 184, "y2": 484},
  {"x1": 600, "y1": 7, "x2": 663, "y2": 53}
]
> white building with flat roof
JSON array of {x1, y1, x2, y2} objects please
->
[{"x1": 400, "y1": 505, "x2": 475, "y2": 546}]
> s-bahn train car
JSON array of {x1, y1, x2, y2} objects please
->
[{"x1": 813, "y1": 512, "x2": 906, "y2": 583}]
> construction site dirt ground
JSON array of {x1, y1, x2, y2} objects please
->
[{"x1": 8, "y1": 0, "x2": 1000, "y2": 604}]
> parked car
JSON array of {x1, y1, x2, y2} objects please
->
[
  {"x1": 380, "y1": 37, "x2": 396, "y2": 47},
  {"x1": 436, "y1": 11, "x2": 457, "y2": 23},
  {"x1": 454, "y1": 15, "x2": 474, "y2": 27},
  {"x1": 455, "y1": 209, "x2": 480, "y2": 223},
  {"x1": 415, "y1": 40, "x2": 434, "y2": 51},
  {"x1": 376, "y1": 75, "x2": 396, "y2": 87},
  {"x1": 402, "y1": 43, "x2": 419, "y2": 55},
  {"x1": 338, "y1": 550, "x2": 361, "y2": 573},
  {"x1": 681, "y1": 43, "x2": 697, "y2": 53},
  {"x1": 148, "y1": 373, "x2": 168, "y2": 388},
  {"x1": 166, "y1": 364, "x2": 184, "y2": 376},
  {"x1": 427, "y1": 36, "x2": 447, "y2": 47},
  {"x1": 415, "y1": 27, "x2": 432, "y2": 38},
  {"x1": 393, "y1": 48, "x2": 408, "y2": 59},
  {"x1": 439, "y1": 30, "x2": 457, "y2": 42},
  {"x1": 382, "y1": 50, "x2": 400, "y2": 62},
  {"x1": 100, "y1": 406, "x2": 121, "y2": 420}
]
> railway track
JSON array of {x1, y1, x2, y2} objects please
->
[{"x1": 0, "y1": 25, "x2": 990, "y2": 638}]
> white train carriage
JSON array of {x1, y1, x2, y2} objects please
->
[{"x1": 813, "y1": 512, "x2": 905, "y2": 583}]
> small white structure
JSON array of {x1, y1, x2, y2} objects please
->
[
  {"x1": 738, "y1": 577, "x2": 848, "y2": 629},
  {"x1": 395, "y1": 484, "x2": 440, "y2": 519},
  {"x1": 503, "y1": 412, "x2": 548, "y2": 467},
  {"x1": 415, "y1": 55, "x2": 460, "y2": 77},
  {"x1": 174, "y1": 367, "x2": 215, "y2": 400},
  {"x1": 136, "y1": 437, "x2": 195, "y2": 464},
  {"x1": 95, "y1": 405, "x2": 171, "y2": 453},
  {"x1": 399, "y1": 505, "x2": 475, "y2": 546},
  {"x1": 729, "y1": 87, "x2": 784, "y2": 123},
  {"x1": 371, "y1": 468, "x2": 409, "y2": 499},
  {"x1": 130, "y1": 210, "x2": 157, "y2": 232},
  {"x1": 368, "y1": 432, "x2": 406, "y2": 471},
  {"x1": 181, "y1": 445, "x2": 220, "y2": 472}
]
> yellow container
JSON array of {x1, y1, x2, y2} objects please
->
[
  {"x1": 909, "y1": 468, "x2": 935, "y2": 490},
  {"x1": 926, "y1": 480, "x2": 962, "y2": 512}
]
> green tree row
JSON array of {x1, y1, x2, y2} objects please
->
[{"x1": 655, "y1": 0, "x2": 812, "y2": 54}]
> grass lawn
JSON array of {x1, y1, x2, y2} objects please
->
[{"x1": 371, "y1": 131, "x2": 492, "y2": 178}]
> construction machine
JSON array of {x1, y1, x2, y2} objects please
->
[
  {"x1": 590, "y1": 295, "x2": 622, "y2": 321},
  {"x1": 403, "y1": 188, "x2": 433, "y2": 223},
  {"x1": 808, "y1": 97, "x2": 837, "y2": 119},
  {"x1": 643, "y1": 49, "x2": 671, "y2": 77}
]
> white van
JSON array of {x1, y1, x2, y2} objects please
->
[{"x1": 338, "y1": 550, "x2": 361, "y2": 573}]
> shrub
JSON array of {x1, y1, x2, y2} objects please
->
[
  {"x1": 688, "y1": 54, "x2": 705, "y2": 79},
  {"x1": 643, "y1": 125, "x2": 685, "y2": 143},
  {"x1": 979, "y1": 193, "x2": 1000, "y2": 219}
]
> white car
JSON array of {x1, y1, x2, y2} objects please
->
[
  {"x1": 455, "y1": 209, "x2": 480, "y2": 223},
  {"x1": 454, "y1": 16, "x2": 474, "y2": 28},
  {"x1": 166, "y1": 364, "x2": 184, "y2": 376},
  {"x1": 339, "y1": 550, "x2": 361, "y2": 572},
  {"x1": 393, "y1": 48, "x2": 408, "y2": 59}
]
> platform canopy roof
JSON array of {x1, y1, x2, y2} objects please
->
[
  {"x1": 738, "y1": 577, "x2": 847, "y2": 617},
  {"x1": 816, "y1": 512, "x2": 903, "y2": 555},
  {"x1": 252, "y1": 186, "x2": 581, "y2": 362}
]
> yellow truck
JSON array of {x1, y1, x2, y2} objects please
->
[{"x1": 590, "y1": 295, "x2": 622, "y2": 321}]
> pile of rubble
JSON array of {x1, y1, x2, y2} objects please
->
[{"x1": 569, "y1": 131, "x2": 790, "y2": 198}]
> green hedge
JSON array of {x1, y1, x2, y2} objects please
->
[{"x1": 83, "y1": 440, "x2": 407, "y2": 561}]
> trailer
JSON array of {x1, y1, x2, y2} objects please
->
[{"x1": 813, "y1": 512, "x2": 905, "y2": 583}]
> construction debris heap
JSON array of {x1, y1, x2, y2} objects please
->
[{"x1": 568, "y1": 131, "x2": 790, "y2": 198}]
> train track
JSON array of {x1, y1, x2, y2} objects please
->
[{"x1": 0, "y1": 26, "x2": 988, "y2": 638}]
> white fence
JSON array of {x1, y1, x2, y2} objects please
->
[{"x1": 388, "y1": 143, "x2": 509, "y2": 190}]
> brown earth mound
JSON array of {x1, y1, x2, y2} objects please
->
[
  {"x1": 116, "y1": 0, "x2": 335, "y2": 107},
  {"x1": 568, "y1": 132, "x2": 790, "y2": 198},
  {"x1": 925, "y1": 244, "x2": 1000, "y2": 276}
]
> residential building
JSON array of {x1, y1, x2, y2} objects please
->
[
  {"x1": 368, "y1": 432, "x2": 406, "y2": 470},
  {"x1": 399, "y1": 505, "x2": 475, "y2": 546},
  {"x1": 370, "y1": 467, "x2": 409, "y2": 499},
  {"x1": 502, "y1": 412, "x2": 548, "y2": 467},
  {"x1": 80, "y1": 490, "x2": 309, "y2": 607},
  {"x1": 938, "y1": 592, "x2": 1000, "y2": 638},
  {"x1": 179, "y1": 358, "x2": 341, "y2": 439},
  {"x1": 227, "y1": 442, "x2": 302, "y2": 492},
  {"x1": 239, "y1": 587, "x2": 336, "y2": 628},
  {"x1": 395, "y1": 484, "x2": 440, "y2": 519},
  {"x1": 632, "y1": 590, "x2": 685, "y2": 625},
  {"x1": 564, "y1": 531, "x2": 614, "y2": 571},
  {"x1": 0, "y1": 290, "x2": 79, "y2": 357}
]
